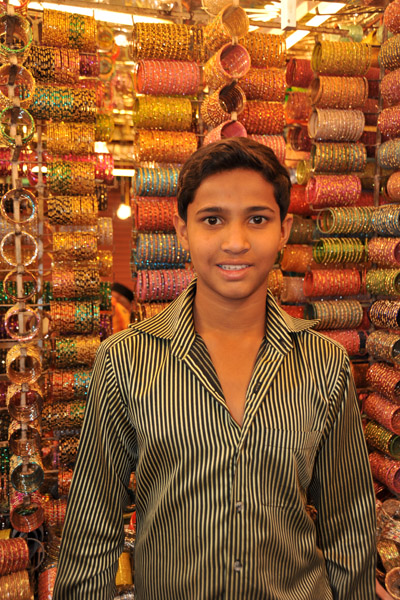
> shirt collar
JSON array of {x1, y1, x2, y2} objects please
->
[{"x1": 132, "y1": 278, "x2": 319, "y2": 359}]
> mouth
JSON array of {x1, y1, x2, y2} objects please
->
[{"x1": 218, "y1": 264, "x2": 250, "y2": 271}]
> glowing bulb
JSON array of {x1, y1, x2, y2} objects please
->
[{"x1": 116, "y1": 203, "x2": 132, "y2": 220}]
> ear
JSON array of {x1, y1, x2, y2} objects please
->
[
  {"x1": 174, "y1": 213, "x2": 190, "y2": 251},
  {"x1": 278, "y1": 213, "x2": 293, "y2": 251}
]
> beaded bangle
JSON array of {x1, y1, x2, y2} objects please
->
[
  {"x1": 311, "y1": 41, "x2": 371, "y2": 76},
  {"x1": 238, "y1": 101, "x2": 285, "y2": 135},
  {"x1": 0, "y1": 538, "x2": 29, "y2": 576},
  {"x1": 381, "y1": 69, "x2": 400, "y2": 107},
  {"x1": 201, "y1": 83, "x2": 247, "y2": 128},
  {"x1": 280, "y1": 244, "x2": 313, "y2": 273},
  {"x1": 47, "y1": 195, "x2": 98, "y2": 226},
  {"x1": 311, "y1": 142, "x2": 367, "y2": 173},
  {"x1": 316, "y1": 206, "x2": 375, "y2": 236},
  {"x1": 366, "y1": 268, "x2": 400, "y2": 297},
  {"x1": 136, "y1": 59, "x2": 200, "y2": 96},
  {"x1": 25, "y1": 45, "x2": 80, "y2": 84},
  {"x1": 29, "y1": 85, "x2": 97, "y2": 123},
  {"x1": 365, "y1": 420, "x2": 400, "y2": 460},
  {"x1": 288, "y1": 184, "x2": 312, "y2": 216},
  {"x1": 204, "y1": 43, "x2": 251, "y2": 91},
  {"x1": 313, "y1": 237, "x2": 366, "y2": 264},
  {"x1": 369, "y1": 451, "x2": 400, "y2": 495},
  {"x1": 310, "y1": 76, "x2": 368, "y2": 109},
  {"x1": 247, "y1": 134, "x2": 286, "y2": 164},
  {"x1": 134, "y1": 167, "x2": 179, "y2": 197},
  {"x1": 132, "y1": 96, "x2": 193, "y2": 131},
  {"x1": 367, "y1": 362, "x2": 400, "y2": 403},
  {"x1": 0, "y1": 568, "x2": 32, "y2": 598},
  {"x1": 364, "y1": 393, "x2": 400, "y2": 436},
  {"x1": 305, "y1": 299, "x2": 363, "y2": 329},
  {"x1": 366, "y1": 331, "x2": 400, "y2": 365},
  {"x1": 131, "y1": 22, "x2": 196, "y2": 62},
  {"x1": 379, "y1": 35, "x2": 400, "y2": 70},
  {"x1": 319, "y1": 329, "x2": 365, "y2": 356},
  {"x1": 239, "y1": 31, "x2": 286, "y2": 68},
  {"x1": 306, "y1": 175, "x2": 361, "y2": 208},
  {"x1": 239, "y1": 67, "x2": 286, "y2": 102},
  {"x1": 285, "y1": 91, "x2": 312, "y2": 122},
  {"x1": 42, "y1": 9, "x2": 96, "y2": 52},
  {"x1": 370, "y1": 300, "x2": 400, "y2": 329},
  {"x1": 203, "y1": 120, "x2": 247, "y2": 145},
  {"x1": 46, "y1": 122, "x2": 95, "y2": 155},
  {"x1": 288, "y1": 215, "x2": 315, "y2": 244},
  {"x1": 204, "y1": 5, "x2": 249, "y2": 53},
  {"x1": 308, "y1": 108, "x2": 365, "y2": 142},
  {"x1": 135, "y1": 269, "x2": 195, "y2": 302},
  {"x1": 286, "y1": 58, "x2": 313, "y2": 88},
  {"x1": 303, "y1": 268, "x2": 361, "y2": 297},
  {"x1": 368, "y1": 237, "x2": 400, "y2": 267},
  {"x1": 372, "y1": 205, "x2": 400, "y2": 236},
  {"x1": 133, "y1": 233, "x2": 190, "y2": 270},
  {"x1": 134, "y1": 130, "x2": 198, "y2": 164}
]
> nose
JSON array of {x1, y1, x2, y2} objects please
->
[{"x1": 220, "y1": 222, "x2": 250, "y2": 254}]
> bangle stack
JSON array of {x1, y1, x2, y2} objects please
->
[
  {"x1": 24, "y1": 45, "x2": 80, "y2": 84},
  {"x1": 311, "y1": 41, "x2": 371, "y2": 76},
  {"x1": 308, "y1": 108, "x2": 365, "y2": 142},
  {"x1": 366, "y1": 331, "x2": 400, "y2": 365},
  {"x1": 310, "y1": 76, "x2": 368, "y2": 109},
  {"x1": 286, "y1": 58, "x2": 314, "y2": 88},
  {"x1": 135, "y1": 60, "x2": 201, "y2": 96},
  {"x1": 365, "y1": 420, "x2": 400, "y2": 460},
  {"x1": 50, "y1": 301, "x2": 100, "y2": 334},
  {"x1": 311, "y1": 142, "x2": 367, "y2": 173},
  {"x1": 316, "y1": 206, "x2": 375, "y2": 236},
  {"x1": 204, "y1": 5, "x2": 249, "y2": 53},
  {"x1": 134, "y1": 198, "x2": 177, "y2": 233},
  {"x1": 369, "y1": 451, "x2": 400, "y2": 495},
  {"x1": 237, "y1": 101, "x2": 285, "y2": 135},
  {"x1": 313, "y1": 237, "x2": 366, "y2": 264},
  {"x1": 201, "y1": 82, "x2": 247, "y2": 128},
  {"x1": 366, "y1": 269, "x2": 400, "y2": 296},
  {"x1": 42, "y1": 401, "x2": 86, "y2": 432},
  {"x1": 239, "y1": 67, "x2": 286, "y2": 102},
  {"x1": 47, "y1": 195, "x2": 98, "y2": 226},
  {"x1": 306, "y1": 175, "x2": 361, "y2": 208},
  {"x1": 134, "y1": 130, "x2": 198, "y2": 164},
  {"x1": 367, "y1": 237, "x2": 400, "y2": 267},
  {"x1": 42, "y1": 9, "x2": 97, "y2": 52},
  {"x1": 372, "y1": 205, "x2": 400, "y2": 236},
  {"x1": 135, "y1": 269, "x2": 195, "y2": 302},
  {"x1": 134, "y1": 167, "x2": 179, "y2": 197},
  {"x1": 132, "y1": 96, "x2": 193, "y2": 131},
  {"x1": 364, "y1": 392, "x2": 400, "y2": 435},
  {"x1": 305, "y1": 299, "x2": 364, "y2": 329},
  {"x1": 367, "y1": 362, "x2": 400, "y2": 403},
  {"x1": 318, "y1": 329, "x2": 366, "y2": 356},
  {"x1": 133, "y1": 233, "x2": 190, "y2": 270},
  {"x1": 370, "y1": 300, "x2": 400, "y2": 329},
  {"x1": 280, "y1": 244, "x2": 314, "y2": 273},
  {"x1": 239, "y1": 32, "x2": 286, "y2": 68},
  {"x1": 203, "y1": 43, "x2": 251, "y2": 91},
  {"x1": 285, "y1": 91, "x2": 312, "y2": 122},
  {"x1": 303, "y1": 268, "x2": 361, "y2": 297}
]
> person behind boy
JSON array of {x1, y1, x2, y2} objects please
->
[{"x1": 53, "y1": 138, "x2": 375, "y2": 600}]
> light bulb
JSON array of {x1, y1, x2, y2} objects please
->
[{"x1": 116, "y1": 203, "x2": 132, "y2": 220}]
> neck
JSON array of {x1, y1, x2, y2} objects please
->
[{"x1": 193, "y1": 282, "x2": 268, "y2": 337}]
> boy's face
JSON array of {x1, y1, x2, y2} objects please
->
[{"x1": 174, "y1": 168, "x2": 292, "y2": 304}]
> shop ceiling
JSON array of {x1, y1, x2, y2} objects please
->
[{"x1": 32, "y1": 0, "x2": 386, "y2": 53}]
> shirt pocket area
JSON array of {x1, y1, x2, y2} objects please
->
[{"x1": 260, "y1": 428, "x2": 322, "y2": 508}]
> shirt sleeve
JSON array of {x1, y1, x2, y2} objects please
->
[
  {"x1": 53, "y1": 337, "x2": 136, "y2": 600},
  {"x1": 309, "y1": 352, "x2": 376, "y2": 600}
]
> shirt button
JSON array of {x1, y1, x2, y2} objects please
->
[
  {"x1": 235, "y1": 501, "x2": 243, "y2": 513},
  {"x1": 234, "y1": 560, "x2": 243, "y2": 573}
]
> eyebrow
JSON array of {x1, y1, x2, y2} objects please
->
[{"x1": 195, "y1": 205, "x2": 277, "y2": 215}]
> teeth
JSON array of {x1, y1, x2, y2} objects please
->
[{"x1": 219, "y1": 265, "x2": 247, "y2": 270}]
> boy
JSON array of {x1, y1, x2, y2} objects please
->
[{"x1": 53, "y1": 138, "x2": 375, "y2": 599}]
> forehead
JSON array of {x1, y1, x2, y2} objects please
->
[{"x1": 192, "y1": 168, "x2": 278, "y2": 206}]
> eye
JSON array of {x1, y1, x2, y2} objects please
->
[
  {"x1": 249, "y1": 215, "x2": 267, "y2": 225},
  {"x1": 203, "y1": 216, "x2": 221, "y2": 225}
]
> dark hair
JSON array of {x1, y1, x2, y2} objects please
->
[
  {"x1": 111, "y1": 282, "x2": 134, "y2": 303},
  {"x1": 177, "y1": 137, "x2": 291, "y2": 222}
]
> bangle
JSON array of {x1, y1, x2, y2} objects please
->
[
  {"x1": 0, "y1": 64, "x2": 35, "y2": 109},
  {"x1": 133, "y1": 95, "x2": 193, "y2": 131},
  {"x1": 239, "y1": 67, "x2": 286, "y2": 102},
  {"x1": 203, "y1": 120, "x2": 247, "y2": 145},
  {"x1": 42, "y1": 9, "x2": 96, "y2": 52},
  {"x1": 369, "y1": 451, "x2": 400, "y2": 496},
  {"x1": 0, "y1": 538, "x2": 29, "y2": 576},
  {"x1": 203, "y1": 43, "x2": 251, "y2": 91},
  {"x1": 238, "y1": 100, "x2": 285, "y2": 135},
  {"x1": 0, "y1": 188, "x2": 36, "y2": 225},
  {"x1": 239, "y1": 31, "x2": 286, "y2": 69},
  {"x1": 306, "y1": 175, "x2": 361, "y2": 208},
  {"x1": 286, "y1": 58, "x2": 313, "y2": 88},
  {"x1": 4, "y1": 305, "x2": 40, "y2": 342},
  {"x1": 0, "y1": 230, "x2": 38, "y2": 267},
  {"x1": 10, "y1": 451, "x2": 44, "y2": 494},
  {"x1": 364, "y1": 392, "x2": 400, "y2": 435},
  {"x1": 308, "y1": 108, "x2": 365, "y2": 142},
  {"x1": 204, "y1": 5, "x2": 249, "y2": 53},
  {"x1": 135, "y1": 59, "x2": 201, "y2": 96},
  {"x1": 0, "y1": 107, "x2": 35, "y2": 147},
  {"x1": 6, "y1": 383, "x2": 43, "y2": 423},
  {"x1": 6, "y1": 343, "x2": 42, "y2": 385},
  {"x1": 134, "y1": 130, "x2": 198, "y2": 165},
  {"x1": 311, "y1": 76, "x2": 368, "y2": 109},
  {"x1": 285, "y1": 91, "x2": 312, "y2": 122},
  {"x1": 10, "y1": 501, "x2": 44, "y2": 534},
  {"x1": 201, "y1": 82, "x2": 246, "y2": 128},
  {"x1": 311, "y1": 40, "x2": 371, "y2": 76},
  {"x1": 131, "y1": 22, "x2": 195, "y2": 62},
  {"x1": 0, "y1": 14, "x2": 32, "y2": 64},
  {"x1": 247, "y1": 134, "x2": 286, "y2": 164},
  {"x1": 366, "y1": 330, "x2": 400, "y2": 365}
]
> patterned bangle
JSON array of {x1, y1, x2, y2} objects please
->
[
  {"x1": 306, "y1": 175, "x2": 361, "y2": 208},
  {"x1": 367, "y1": 362, "x2": 400, "y2": 403},
  {"x1": 134, "y1": 198, "x2": 177, "y2": 233},
  {"x1": 131, "y1": 22, "x2": 196, "y2": 62},
  {"x1": 133, "y1": 233, "x2": 190, "y2": 270},
  {"x1": 367, "y1": 237, "x2": 400, "y2": 267},
  {"x1": 135, "y1": 59, "x2": 200, "y2": 96},
  {"x1": 238, "y1": 101, "x2": 285, "y2": 135},
  {"x1": 366, "y1": 331, "x2": 400, "y2": 365},
  {"x1": 248, "y1": 134, "x2": 286, "y2": 164},
  {"x1": 305, "y1": 299, "x2": 363, "y2": 329},
  {"x1": 303, "y1": 268, "x2": 361, "y2": 297},
  {"x1": 239, "y1": 31, "x2": 286, "y2": 69},
  {"x1": 370, "y1": 300, "x2": 400, "y2": 329},
  {"x1": 204, "y1": 5, "x2": 249, "y2": 53},
  {"x1": 364, "y1": 392, "x2": 400, "y2": 435},
  {"x1": 369, "y1": 451, "x2": 400, "y2": 496},
  {"x1": 203, "y1": 43, "x2": 251, "y2": 91},
  {"x1": 372, "y1": 205, "x2": 400, "y2": 236},
  {"x1": 239, "y1": 67, "x2": 286, "y2": 102},
  {"x1": 316, "y1": 206, "x2": 375, "y2": 236},
  {"x1": 42, "y1": 9, "x2": 97, "y2": 52},
  {"x1": 365, "y1": 420, "x2": 400, "y2": 460}
]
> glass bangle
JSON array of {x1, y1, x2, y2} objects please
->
[
  {"x1": 6, "y1": 343, "x2": 42, "y2": 385},
  {"x1": 0, "y1": 107, "x2": 35, "y2": 147},
  {"x1": 6, "y1": 383, "x2": 43, "y2": 423},
  {"x1": 3, "y1": 269, "x2": 37, "y2": 302},
  {"x1": 4, "y1": 305, "x2": 40, "y2": 342},
  {"x1": 0, "y1": 230, "x2": 38, "y2": 267},
  {"x1": 0, "y1": 187, "x2": 37, "y2": 225}
]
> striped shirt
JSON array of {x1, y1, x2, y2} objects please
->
[{"x1": 53, "y1": 279, "x2": 376, "y2": 600}]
